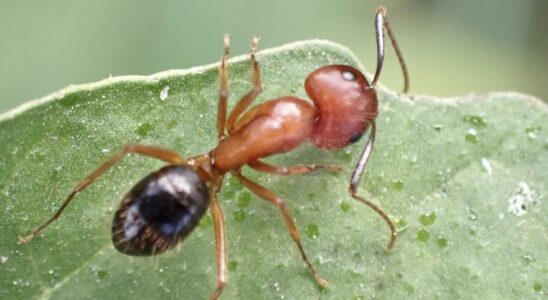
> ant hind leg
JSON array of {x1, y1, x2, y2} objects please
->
[{"x1": 18, "y1": 144, "x2": 185, "y2": 244}]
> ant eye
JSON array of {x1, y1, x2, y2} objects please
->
[
  {"x1": 342, "y1": 70, "x2": 357, "y2": 81},
  {"x1": 348, "y1": 132, "x2": 363, "y2": 143}
]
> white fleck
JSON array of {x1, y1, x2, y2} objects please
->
[
  {"x1": 101, "y1": 148, "x2": 110, "y2": 154},
  {"x1": 342, "y1": 70, "x2": 356, "y2": 81},
  {"x1": 1, "y1": 256, "x2": 8, "y2": 263},
  {"x1": 527, "y1": 131, "x2": 537, "y2": 139},
  {"x1": 467, "y1": 128, "x2": 478, "y2": 136},
  {"x1": 124, "y1": 205, "x2": 146, "y2": 239},
  {"x1": 160, "y1": 85, "x2": 170, "y2": 101},
  {"x1": 480, "y1": 158, "x2": 492, "y2": 176},
  {"x1": 507, "y1": 182, "x2": 540, "y2": 216}
]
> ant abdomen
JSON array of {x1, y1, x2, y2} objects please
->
[
  {"x1": 111, "y1": 165, "x2": 210, "y2": 256},
  {"x1": 305, "y1": 65, "x2": 378, "y2": 149}
]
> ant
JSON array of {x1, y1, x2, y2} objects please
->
[{"x1": 19, "y1": 6, "x2": 408, "y2": 300}]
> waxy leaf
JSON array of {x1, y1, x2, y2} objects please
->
[{"x1": 0, "y1": 40, "x2": 546, "y2": 299}]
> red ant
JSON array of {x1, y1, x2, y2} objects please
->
[{"x1": 19, "y1": 6, "x2": 408, "y2": 299}]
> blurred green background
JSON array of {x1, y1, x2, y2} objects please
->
[{"x1": 0, "y1": 0, "x2": 547, "y2": 113}]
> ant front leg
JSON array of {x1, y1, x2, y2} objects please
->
[
  {"x1": 18, "y1": 144, "x2": 185, "y2": 244},
  {"x1": 233, "y1": 171, "x2": 329, "y2": 288},
  {"x1": 209, "y1": 181, "x2": 228, "y2": 300},
  {"x1": 349, "y1": 121, "x2": 397, "y2": 251},
  {"x1": 248, "y1": 160, "x2": 342, "y2": 175},
  {"x1": 226, "y1": 37, "x2": 263, "y2": 135}
]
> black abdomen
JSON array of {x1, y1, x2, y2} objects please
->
[{"x1": 112, "y1": 165, "x2": 210, "y2": 256}]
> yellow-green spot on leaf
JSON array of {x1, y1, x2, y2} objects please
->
[
  {"x1": 317, "y1": 284, "x2": 329, "y2": 294},
  {"x1": 96, "y1": 270, "x2": 107, "y2": 279},
  {"x1": 305, "y1": 223, "x2": 319, "y2": 239},
  {"x1": 136, "y1": 122, "x2": 154, "y2": 136},
  {"x1": 306, "y1": 192, "x2": 316, "y2": 201},
  {"x1": 416, "y1": 229, "x2": 430, "y2": 242},
  {"x1": 437, "y1": 237, "x2": 448, "y2": 249},
  {"x1": 234, "y1": 210, "x2": 245, "y2": 222},
  {"x1": 198, "y1": 214, "x2": 212, "y2": 228},
  {"x1": 463, "y1": 115, "x2": 487, "y2": 128},
  {"x1": 465, "y1": 128, "x2": 479, "y2": 143},
  {"x1": 340, "y1": 201, "x2": 351, "y2": 213},
  {"x1": 419, "y1": 212, "x2": 436, "y2": 226},
  {"x1": 167, "y1": 119, "x2": 178, "y2": 129},
  {"x1": 237, "y1": 192, "x2": 252, "y2": 208},
  {"x1": 521, "y1": 254, "x2": 535, "y2": 266},
  {"x1": 228, "y1": 261, "x2": 238, "y2": 272},
  {"x1": 395, "y1": 218, "x2": 407, "y2": 229},
  {"x1": 390, "y1": 180, "x2": 404, "y2": 191}
]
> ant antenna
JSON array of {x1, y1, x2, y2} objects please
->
[{"x1": 370, "y1": 6, "x2": 410, "y2": 93}]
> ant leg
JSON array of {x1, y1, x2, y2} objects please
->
[
  {"x1": 226, "y1": 37, "x2": 263, "y2": 135},
  {"x1": 349, "y1": 121, "x2": 397, "y2": 251},
  {"x1": 18, "y1": 144, "x2": 185, "y2": 244},
  {"x1": 209, "y1": 182, "x2": 228, "y2": 300},
  {"x1": 248, "y1": 160, "x2": 342, "y2": 175},
  {"x1": 217, "y1": 34, "x2": 230, "y2": 141},
  {"x1": 233, "y1": 171, "x2": 328, "y2": 288},
  {"x1": 371, "y1": 6, "x2": 410, "y2": 93}
]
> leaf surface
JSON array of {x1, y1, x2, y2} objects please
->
[{"x1": 0, "y1": 40, "x2": 546, "y2": 299}]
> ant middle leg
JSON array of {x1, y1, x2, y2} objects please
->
[
  {"x1": 18, "y1": 144, "x2": 185, "y2": 244},
  {"x1": 248, "y1": 160, "x2": 342, "y2": 175},
  {"x1": 233, "y1": 171, "x2": 328, "y2": 288},
  {"x1": 349, "y1": 121, "x2": 397, "y2": 251},
  {"x1": 209, "y1": 181, "x2": 228, "y2": 300},
  {"x1": 226, "y1": 37, "x2": 263, "y2": 135}
]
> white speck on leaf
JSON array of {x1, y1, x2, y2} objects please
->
[
  {"x1": 1, "y1": 256, "x2": 8, "y2": 263},
  {"x1": 480, "y1": 158, "x2": 492, "y2": 176},
  {"x1": 507, "y1": 182, "x2": 540, "y2": 216},
  {"x1": 160, "y1": 86, "x2": 170, "y2": 101}
]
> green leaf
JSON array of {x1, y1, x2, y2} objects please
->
[{"x1": 0, "y1": 40, "x2": 546, "y2": 299}]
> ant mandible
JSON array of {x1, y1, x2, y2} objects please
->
[{"x1": 19, "y1": 6, "x2": 408, "y2": 300}]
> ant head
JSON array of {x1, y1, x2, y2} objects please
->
[
  {"x1": 112, "y1": 165, "x2": 210, "y2": 256},
  {"x1": 305, "y1": 65, "x2": 378, "y2": 149}
]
